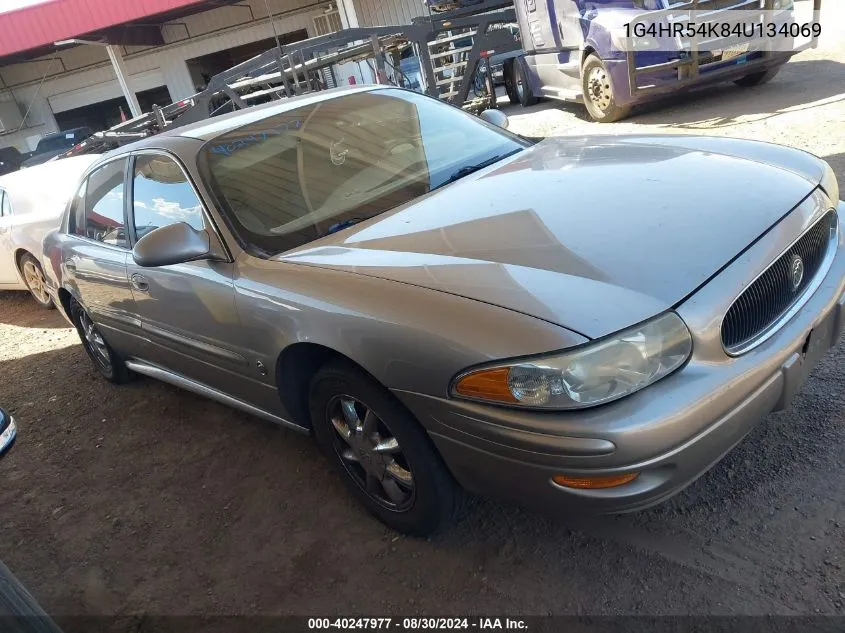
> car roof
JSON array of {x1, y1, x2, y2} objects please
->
[{"x1": 88, "y1": 85, "x2": 387, "y2": 161}]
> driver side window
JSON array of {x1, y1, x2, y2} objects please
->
[{"x1": 131, "y1": 154, "x2": 205, "y2": 241}]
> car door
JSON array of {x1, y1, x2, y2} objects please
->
[
  {"x1": 124, "y1": 151, "x2": 250, "y2": 397},
  {"x1": 0, "y1": 189, "x2": 17, "y2": 285},
  {"x1": 62, "y1": 158, "x2": 143, "y2": 355}
]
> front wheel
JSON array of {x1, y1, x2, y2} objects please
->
[
  {"x1": 581, "y1": 54, "x2": 631, "y2": 123},
  {"x1": 514, "y1": 60, "x2": 538, "y2": 107},
  {"x1": 309, "y1": 360, "x2": 460, "y2": 536},
  {"x1": 734, "y1": 67, "x2": 781, "y2": 87},
  {"x1": 19, "y1": 253, "x2": 53, "y2": 309}
]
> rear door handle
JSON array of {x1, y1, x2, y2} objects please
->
[{"x1": 130, "y1": 273, "x2": 149, "y2": 292}]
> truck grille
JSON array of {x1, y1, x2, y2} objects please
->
[{"x1": 721, "y1": 210, "x2": 838, "y2": 354}]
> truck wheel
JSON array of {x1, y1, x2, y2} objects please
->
[
  {"x1": 504, "y1": 62, "x2": 520, "y2": 104},
  {"x1": 734, "y1": 67, "x2": 780, "y2": 87},
  {"x1": 581, "y1": 54, "x2": 631, "y2": 123},
  {"x1": 515, "y1": 60, "x2": 538, "y2": 107}
]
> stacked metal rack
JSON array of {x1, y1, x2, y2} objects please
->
[{"x1": 57, "y1": 0, "x2": 521, "y2": 158}]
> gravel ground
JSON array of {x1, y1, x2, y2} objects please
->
[{"x1": 1, "y1": 4, "x2": 845, "y2": 624}]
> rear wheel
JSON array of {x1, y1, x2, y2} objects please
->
[
  {"x1": 581, "y1": 53, "x2": 631, "y2": 123},
  {"x1": 734, "y1": 67, "x2": 781, "y2": 87},
  {"x1": 309, "y1": 360, "x2": 460, "y2": 536},
  {"x1": 19, "y1": 253, "x2": 53, "y2": 309},
  {"x1": 70, "y1": 299, "x2": 133, "y2": 384}
]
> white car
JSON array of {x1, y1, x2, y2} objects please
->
[{"x1": 0, "y1": 155, "x2": 99, "y2": 307}]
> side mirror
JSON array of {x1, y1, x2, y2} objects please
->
[
  {"x1": 132, "y1": 221, "x2": 218, "y2": 268},
  {"x1": 479, "y1": 109, "x2": 510, "y2": 130},
  {"x1": 0, "y1": 408, "x2": 16, "y2": 457}
]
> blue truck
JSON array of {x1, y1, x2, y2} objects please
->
[{"x1": 426, "y1": 0, "x2": 821, "y2": 122}]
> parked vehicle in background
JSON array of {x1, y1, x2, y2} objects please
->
[
  {"x1": 424, "y1": 0, "x2": 486, "y2": 12},
  {"x1": 44, "y1": 86, "x2": 844, "y2": 536},
  {"x1": 20, "y1": 127, "x2": 94, "y2": 169},
  {"x1": 0, "y1": 408, "x2": 15, "y2": 458},
  {"x1": 502, "y1": 0, "x2": 819, "y2": 121},
  {"x1": 0, "y1": 147, "x2": 23, "y2": 177},
  {"x1": 0, "y1": 156, "x2": 99, "y2": 307}
]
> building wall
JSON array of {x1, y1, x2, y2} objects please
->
[
  {"x1": 0, "y1": 0, "x2": 332, "y2": 151},
  {"x1": 0, "y1": 0, "x2": 427, "y2": 151},
  {"x1": 355, "y1": 0, "x2": 428, "y2": 27}
]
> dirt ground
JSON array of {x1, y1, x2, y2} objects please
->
[{"x1": 2, "y1": 4, "x2": 845, "y2": 624}]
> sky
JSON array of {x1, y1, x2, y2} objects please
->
[{"x1": 0, "y1": 0, "x2": 52, "y2": 13}]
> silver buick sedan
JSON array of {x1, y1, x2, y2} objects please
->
[{"x1": 43, "y1": 86, "x2": 845, "y2": 535}]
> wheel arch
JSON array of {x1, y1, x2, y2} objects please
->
[
  {"x1": 13, "y1": 248, "x2": 34, "y2": 275},
  {"x1": 57, "y1": 287, "x2": 74, "y2": 320},
  {"x1": 275, "y1": 342, "x2": 379, "y2": 430}
]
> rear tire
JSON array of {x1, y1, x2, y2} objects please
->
[
  {"x1": 309, "y1": 359, "x2": 460, "y2": 536},
  {"x1": 734, "y1": 67, "x2": 781, "y2": 87},
  {"x1": 19, "y1": 253, "x2": 53, "y2": 309},
  {"x1": 515, "y1": 59, "x2": 538, "y2": 107},
  {"x1": 70, "y1": 298, "x2": 133, "y2": 384},
  {"x1": 581, "y1": 53, "x2": 631, "y2": 123}
]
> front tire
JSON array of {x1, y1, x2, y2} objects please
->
[
  {"x1": 19, "y1": 253, "x2": 53, "y2": 309},
  {"x1": 309, "y1": 360, "x2": 459, "y2": 536},
  {"x1": 514, "y1": 59, "x2": 538, "y2": 107},
  {"x1": 734, "y1": 67, "x2": 781, "y2": 87},
  {"x1": 581, "y1": 53, "x2": 631, "y2": 123},
  {"x1": 70, "y1": 299, "x2": 132, "y2": 384}
]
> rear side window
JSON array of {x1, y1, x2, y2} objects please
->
[
  {"x1": 0, "y1": 190, "x2": 11, "y2": 217},
  {"x1": 131, "y1": 154, "x2": 204, "y2": 240},
  {"x1": 83, "y1": 159, "x2": 128, "y2": 247}
]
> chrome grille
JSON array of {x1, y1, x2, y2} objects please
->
[{"x1": 722, "y1": 210, "x2": 838, "y2": 354}]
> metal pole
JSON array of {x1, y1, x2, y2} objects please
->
[{"x1": 106, "y1": 45, "x2": 142, "y2": 117}]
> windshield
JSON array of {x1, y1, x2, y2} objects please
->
[
  {"x1": 198, "y1": 88, "x2": 525, "y2": 256},
  {"x1": 35, "y1": 134, "x2": 75, "y2": 154}
]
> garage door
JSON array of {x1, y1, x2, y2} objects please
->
[{"x1": 48, "y1": 69, "x2": 165, "y2": 114}]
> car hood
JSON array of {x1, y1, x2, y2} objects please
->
[{"x1": 280, "y1": 135, "x2": 826, "y2": 339}]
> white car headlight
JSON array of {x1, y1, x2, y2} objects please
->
[
  {"x1": 452, "y1": 312, "x2": 692, "y2": 410},
  {"x1": 772, "y1": 0, "x2": 794, "y2": 9},
  {"x1": 821, "y1": 161, "x2": 839, "y2": 204}
]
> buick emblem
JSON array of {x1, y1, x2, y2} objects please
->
[{"x1": 790, "y1": 254, "x2": 804, "y2": 291}]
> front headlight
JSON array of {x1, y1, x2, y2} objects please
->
[
  {"x1": 821, "y1": 161, "x2": 839, "y2": 204},
  {"x1": 772, "y1": 0, "x2": 794, "y2": 10},
  {"x1": 452, "y1": 312, "x2": 692, "y2": 410}
]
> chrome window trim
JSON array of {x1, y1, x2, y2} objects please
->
[{"x1": 723, "y1": 205, "x2": 839, "y2": 357}]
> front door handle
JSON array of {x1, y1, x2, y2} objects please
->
[{"x1": 130, "y1": 273, "x2": 149, "y2": 292}]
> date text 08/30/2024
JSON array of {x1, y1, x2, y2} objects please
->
[{"x1": 307, "y1": 618, "x2": 528, "y2": 630}]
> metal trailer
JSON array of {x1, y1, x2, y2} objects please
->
[
  {"x1": 502, "y1": 0, "x2": 824, "y2": 122},
  {"x1": 57, "y1": 0, "x2": 522, "y2": 158}
]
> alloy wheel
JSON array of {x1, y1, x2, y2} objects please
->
[
  {"x1": 326, "y1": 395, "x2": 415, "y2": 511},
  {"x1": 78, "y1": 310, "x2": 112, "y2": 373},
  {"x1": 22, "y1": 260, "x2": 50, "y2": 305}
]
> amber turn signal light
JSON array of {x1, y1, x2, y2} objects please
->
[
  {"x1": 552, "y1": 472, "x2": 640, "y2": 489},
  {"x1": 453, "y1": 367, "x2": 518, "y2": 403}
]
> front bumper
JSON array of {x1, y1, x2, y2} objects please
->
[{"x1": 395, "y1": 197, "x2": 845, "y2": 514}]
